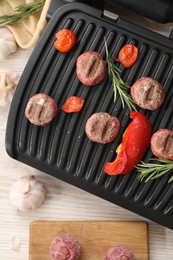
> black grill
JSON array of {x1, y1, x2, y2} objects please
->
[{"x1": 5, "y1": 2, "x2": 173, "y2": 229}]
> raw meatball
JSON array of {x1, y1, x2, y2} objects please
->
[
  {"x1": 25, "y1": 93, "x2": 58, "y2": 126},
  {"x1": 76, "y1": 51, "x2": 106, "y2": 86},
  {"x1": 131, "y1": 77, "x2": 165, "y2": 110},
  {"x1": 150, "y1": 129, "x2": 173, "y2": 160},
  {"x1": 85, "y1": 112, "x2": 120, "y2": 144},
  {"x1": 50, "y1": 234, "x2": 80, "y2": 260},
  {"x1": 104, "y1": 245, "x2": 135, "y2": 260}
]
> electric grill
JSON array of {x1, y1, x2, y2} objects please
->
[{"x1": 5, "y1": 0, "x2": 173, "y2": 229}]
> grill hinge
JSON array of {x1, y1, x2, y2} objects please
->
[
  {"x1": 169, "y1": 28, "x2": 173, "y2": 40},
  {"x1": 103, "y1": 9, "x2": 119, "y2": 21}
]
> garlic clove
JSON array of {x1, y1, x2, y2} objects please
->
[
  {"x1": 0, "y1": 28, "x2": 17, "y2": 60},
  {"x1": 9, "y1": 175, "x2": 47, "y2": 212},
  {"x1": 10, "y1": 235, "x2": 21, "y2": 251},
  {"x1": 0, "y1": 70, "x2": 20, "y2": 106}
]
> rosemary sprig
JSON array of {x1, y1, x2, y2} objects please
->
[
  {"x1": 136, "y1": 158, "x2": 173, "y2": 183},
  {"x1": 0, "y1": 0, "x2": 45, "y2": 27},
  {"x1": 105, "y1": 40, "x2": 137, "y2": 111}
]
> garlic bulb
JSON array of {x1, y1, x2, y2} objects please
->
[
  {"x1": 9, "y1": 175, "x2": 47, "y2": 212},
  {"x1": 0, "y1": 70, "x2": 20, "y2": 106},
  {"x1": 0, "y1": 27, "x2": 17, "y2": 60}
]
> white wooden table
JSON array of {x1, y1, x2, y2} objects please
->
[{"x1": 0, "y1": 11, "x2": 173, "y2": 260}]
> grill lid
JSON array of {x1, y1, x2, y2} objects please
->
[
  {"x1": 5, "y1": 2, "x2": 173, "y2": 229},
  {"x1": 47, "y1": 0, "x2": 173, "y2": 24},
  {"x1": 106, "y1": 0, "x2": 173, "y2": 23}
]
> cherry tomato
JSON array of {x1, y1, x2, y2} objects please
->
[
  {"x1": 104, "y1": 111, "x2": 152, "y2": 175},
  {"x1": 62, "y1": 96, "x2": 84, "y2": 113},
  {"x1": 54, "y1": 29, "x2": 76, "y2": 53},
  {"x1": 117, "y1": 44, "x2": 138, "y2": 68}
]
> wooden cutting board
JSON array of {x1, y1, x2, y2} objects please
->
[{"x1": 29, "y1": 221, "x2": 149, "y2": 260}]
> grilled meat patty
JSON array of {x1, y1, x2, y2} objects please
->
[
  {"x1": 85, "y1": 112, "x2": 120, "y2": 144},
  {"x1": 25, "y1": 93, "x2": 58, "y2": 126},
  {"x1": 151, "y1": 129, "x2": 173, "y2": 160},
  {"x1": 131, "y1": 77, "x2": 165, "y2": 110},
  {"x1": 76, "y1": 51, "x2": 106, "y2": 86}
]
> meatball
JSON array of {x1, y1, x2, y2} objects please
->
[
  {"x1": 76, "y1": 51, "x2": 106, "y2": 86},
  {"x1": 131, "y1": 77, "x2": 165, "y2": 110},
  {"x1": 25, "y1": 93, "x2": 58, "y2": 126},
  {"x1": 150, "y1": 129, "x2": 173, "y2": 160},
  {"x1": 85, "y1": 112, "x2": 120, "y2": 144},
  {"x1": 104, "y1": 245, "x2": 135, "y2": 260},
  {"x1": 50, "y1": 234, "x2": 80, "y2": 260}
]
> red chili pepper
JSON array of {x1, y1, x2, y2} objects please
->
[
  {"x1": 54, "y1": 29, "x2": 76, "y2": 53},
  {"x1": 117, "y1": 44, "x2": 138, "y2": 68},
  {"x1": 104, "y1": 111, "x2": 152, "y2": 175},
  {"x1": 62, "y1": 96, "x2": 84, "y2": 113}
]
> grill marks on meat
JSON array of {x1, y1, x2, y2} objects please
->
[
  {"x1": 25, "y1": 93, "x2": 58, "y2": 126},
  {"x1": 151, "y1": 129, "x2": 173, "y2": 160},
  {"x1": 27, "y1": 100, "x2": 45, "y2": 121},
  {"x1": 84, "y1": 55, "x2": 99, "y2": 78},
  {"x1": 85, "y1": 112, "x2": 120, "y2": 144},
  {"x1": 76, "y1": 51, "x2": 106, "y2": 86},
  {"x1": 144, "y1": 82, "x2": 156, "y2": 101},
  {"x1": 90, "y1": 119, "x2": 112, "y2": 141},
  {"x1": 101, "y1": 119, "x2": 116, "y2": 141},
  {"x1": 131, "y1": 77, "x2": 165, "y2": 110},
  {"x1": 160, "y1": 133, "x2": 173, "y2": 153}
]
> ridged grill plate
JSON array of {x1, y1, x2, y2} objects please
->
[{"x1": 5, "y1": 3, "x2": 173, "y2": 229}]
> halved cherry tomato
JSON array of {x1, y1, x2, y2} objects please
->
[
  {"x1": 62, "y1": 96, "x2": 84, "y2": 113},
  {"x1": 117, "y1": 44, "x2": 138, "y2": 68},
  {"x1": 54, "y1": 29, "x2": 76, "y2": 53},
  {"x1": 104, "y1": 111, "x2": 152, "y2": 175}
]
